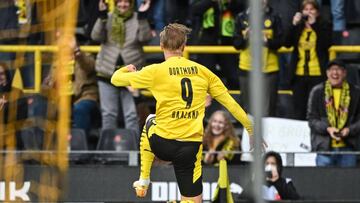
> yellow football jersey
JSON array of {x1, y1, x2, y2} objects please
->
[{"x1": 112, "y1": 56, "x2": 252, "y2": 141}]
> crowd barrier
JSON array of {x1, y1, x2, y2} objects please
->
[{"x1": 7, "y1": 163, "x2": 358, "y2": 202}]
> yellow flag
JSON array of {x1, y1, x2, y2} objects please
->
[{"x1": 212, "y1": 159, "x2": 234, "y2": 203}]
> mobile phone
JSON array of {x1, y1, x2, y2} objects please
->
[
  {"x1": 334, "y1": 132, "x2": 342, "y2": 137},
  {"x1": 302, "y1": 14, "x2": 309, "y2": 21},
  {"x1": 265, "y1": 170, "x2": 272, "y2": 179},
  {"x1": 265, "y1": 165, "x2": 272, "y2": 179}
]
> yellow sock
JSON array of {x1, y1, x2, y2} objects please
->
[{"x1": 139, "y1": 123, "x2": 155, "y2": 181}]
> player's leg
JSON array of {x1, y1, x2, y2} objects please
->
[
  {"x1": 133, "y1": 114, "x2": 156, "y2": 197},
  {"x1": 173, "y1": 142, "x2": 203, "y2": 203},
  {"x1": 147, "y1": 134, "x2": 202, "y2": 202}
]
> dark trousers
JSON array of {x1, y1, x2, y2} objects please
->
[
  {"x1": 196, "y1": 53, "x2": 239, "y2": 90},
  {"x1": 292, "y1": 76, "x2": 324, "y2": 120},
  {"x1": 239, "y1": 72, "x2": 278, "y2": 116}
]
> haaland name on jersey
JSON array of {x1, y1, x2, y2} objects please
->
[
  {"x1": 169, "y1": 66, "x2": 199, "y2": 76},
  {"x1": 171, "y1": 110, "x2": 199, "y2": 119}
]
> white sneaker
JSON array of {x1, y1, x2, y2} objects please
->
[{"x1": 132, "y1": 179, "x2": 150, "y2": 198}]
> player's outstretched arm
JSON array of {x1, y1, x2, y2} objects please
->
[{"x1": 214, "y1": 93, "x2": 253, "y2": 136}]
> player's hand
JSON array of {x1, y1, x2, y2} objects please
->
[
  {"x1": 249, "y1": 136, "x2": 267, "y2": 152},
  {"x1": 126, "y1": 64, "x2": 137, "y2": 72}
]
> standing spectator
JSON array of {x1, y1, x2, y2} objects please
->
[
  {"x1": 42, "y1": 34, "x2": 100, "y2": 136},
  {"x1": 136, "y1": 0, "x2": 165, "y2": 31},
  {"x1": 268, "y1": 0, "x2": 302, "y2": 90},
  {"x1": 71, "y1": 40, "x2": 100, "y2": 135},
  {"x1": 285, "y1": 0, "x2": 331, "y2": 120},
  {"x1": 91, "y1": 0, "x2": 153, "y2": 135},
  {"x1": 317, "y1": 0, "x2": 347, "y2": 44},
  {"x1": 191, "y1": 0, "x2": 246, "y2": 90},
  {"x1": 166, "y1": 0, "x2": 191, "y2": 26},
  {"x1": 237, "y1": 151, "x2": 300, "y2": 201},
  {"x1": 0, "y1": 62, "x2": 26, "y2": 149},
  {"x1": 233, "y1": 0, "x2": 283, "y2": 116},
  {"x1": 203, "y1": 110, "x2": 240, "y2": 165},
  {"x1": 308, "y1": 59, "x2": 360, "y2": 167}
]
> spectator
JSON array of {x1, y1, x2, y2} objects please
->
[
  {"x1": 263, "y1": 151, "x2": 300, "y2": 200},
  {"x1": 268, "y1": 0, "x2": 302, "y2": 90},
  {"x1": 91, "y1": 0, "x2": 153, "y2": 136},
  {"x1": 203, "y1": 110, "x2": 240, "y2": 165},
  {"x1": 237, "y1": 151, "x2": 300, "y2": 201},
  {"x1": 285, "y1": 0, "x2": 331, "y2": 120},
  {"x1": 71, "y1": 40, "x2": 100, "y2": 135},
  {"x1": 166, "y1": 0, "x2": 191, "y2": 26},
  {"x1": 136, "y1": 0, "x2": 165, "y2": 31},
  {"x1": 191, "y1": 0, "x2": 246, "y2": 90},
  {"x1": 0, "y1": 62, "x2": 26, "y2": 149},
  {"x1": 233, "y1": 0, "x2": 283, "y2": 116},
  {"x1": 42, "y1": 34, "x2": 100, "y2": 136},
  {"x1": 308, "y1": 59, "x2": 360, "y2": 167},
  {"x1": 317, "y1": 0, "x2": 347, "y2": 44}
]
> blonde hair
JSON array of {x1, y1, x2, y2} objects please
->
[
  {"x1": 301, "y1": 0, "x2": 320, "y2": 11},
  {"x1": 203, "y1": 110, "x2": 240, "y2": 150},
  {"x1": 160, "y1": 23, "x2": 191, "y2": 51}
]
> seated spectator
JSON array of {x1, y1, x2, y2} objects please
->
[
  {"x1": 203, "y1": 110, "x2": 240, "y2": 165},
  {"x1": 308, "y1": 59, "x2": 360, "y2": 167},
  {"x1": 263, "y1": 151, "x2": 300, "y2": 200},
  {"x1": 238, "y1": 151, "x2": 300, "y2": 201}
]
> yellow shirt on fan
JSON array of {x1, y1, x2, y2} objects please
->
[{"x1": 111, "y1": 56, "x2": 253, "y2": 142}]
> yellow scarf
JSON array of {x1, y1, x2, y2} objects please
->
[{"x1": 325, "y1": 80, "x2": 350, "y2": 130}]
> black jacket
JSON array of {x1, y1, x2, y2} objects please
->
[
  {"x1": 233, "y1": 6, "x2": 283, "y2": 51},
  {"x1": 265, "y1": 177, "x2": 300, "y2": 200},
  {"x1": 307, "y1": 82, "x2": 360, "y2": 151},
  {"x1": 238, "y1": 177, "x2": 300, "y2": 201},
  {"x1": 284, "y1": 18, "x2": 332, "y2": 83}
]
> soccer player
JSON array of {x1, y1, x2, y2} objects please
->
[{"x1": 111, "y1": 23, "x2": 253, "y2": 203}]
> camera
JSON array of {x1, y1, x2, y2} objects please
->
[
  {"x1": 334, "y1": 132, "x2": 342, "y2": 137},
  {"x1": 301, "y1": 15, "x2": 309, "y2": 22},
  {"x1": 265, "y1": 165, "x2": 273, "y2": 179}
]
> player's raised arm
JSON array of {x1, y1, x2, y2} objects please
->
[
  {"x1": 111, "y1": 64, "x2": 154, "y2": 89},
  {"x1": 111, "y1": 64, "x2": 137, "y2": 86}
]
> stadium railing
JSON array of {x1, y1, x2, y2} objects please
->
[{"x1": 0, "y1": 45, "x2": 358, "y2": 93}]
